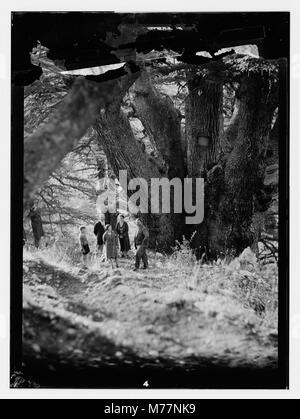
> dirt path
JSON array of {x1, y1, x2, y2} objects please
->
[{"x1": 22, "y1": 253, "x2": 278, "y2": 387}]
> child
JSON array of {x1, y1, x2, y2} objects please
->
[
  {"x1": 103, "y1": 224, "x2": 119, "y2": 269},
  {"x1": 79, "y1": 226, "x2": 90, "y2": 267}
]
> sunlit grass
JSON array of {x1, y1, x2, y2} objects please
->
[{"x1": 24, "y1": 233, "x2": 278, "y2": 332}]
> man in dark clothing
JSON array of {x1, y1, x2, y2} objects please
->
[
  {"x1": 104, "y1": 207, "x2": 118, "y2": 230},
  {"x1": 134, "y1": 218, "x2": 149, "y2": 270},
  {"x1": 94, "y1": 216, "x2": 105, "y2": 257}
]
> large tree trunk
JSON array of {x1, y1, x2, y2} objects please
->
[
  {"x1": 185, "y1": 74, "x2": 224, "y2": 258},
  {"x1": 184, "y1": 68, "x2": 278, "y2": 258},
  {"x1": 96, "y1": 110, "x2": 159, "y2": 181},
  {"x1": 131, "y1": 72, "x2": 185, "y2": 179},
  {"x1": 185, "y1": 74, "x2": 224, "y2": 177},
  {"x1": 129, "y1": 72, "x2": 186, "y2": 248},
  {"x1": 206, "y1": 73, "x2": 278, "y2": 256},
  {"x1": 94, "y1": 72, "x2": 178, "y2": 251}
]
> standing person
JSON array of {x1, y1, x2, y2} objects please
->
[
  {"x1": 116, "y1": 214, "x2": 131, "y2": 258},
  {"x1": 104, "y1": 206, "x2": 118, "y2": 231},
  {"x1": 134, "y1": 218, "x2": 149, "y2": 271},
  {"x1": 103, "y1": 225, "x2": 119, "y2": 269},
  {"x1": 29, "y1": 203, "x2": 44, "y2": 248},
  {"x1": 94, "y1": 215, "x2": 105, "y2": 260},
  {"x1": 79, "y1": 226, "x2": 90, "y2": 267}
]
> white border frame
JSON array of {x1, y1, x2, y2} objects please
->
[{"x1": 1, "y1": 0, "x2": 299, "y2": 399}]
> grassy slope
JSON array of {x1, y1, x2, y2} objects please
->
[{"x1": 22, "y1": 247, "x2": 278, "y2": 376}]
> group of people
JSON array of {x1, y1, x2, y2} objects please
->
[{"x1": 79, "y1": 215, "x2": 149, "y2": 271}]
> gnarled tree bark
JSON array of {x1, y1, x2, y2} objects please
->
[
  {"x1": 207, "y1": 73, "x2": 279, "y2": 256},
  {"x1": 131, "y1": 72, "x2": 185, "y2": 179},
  {"x1": 184, "y1": 73, "x2": 224, "y2": 258},
  {"x1": 185, "y1": 74, "x2": 224, "y2": 177},
  {"x1": 94, "y1": 71, "x2": 178, "y2": 251}
]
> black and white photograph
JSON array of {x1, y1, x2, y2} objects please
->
[{"x1": 1, "y1": 1, "x2": 297, "y2": 399}]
